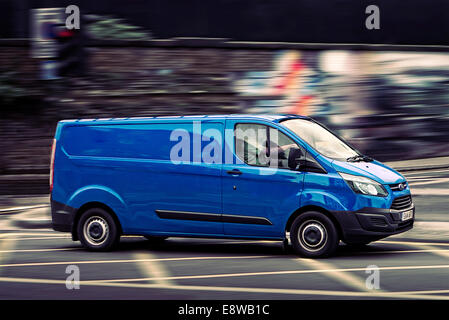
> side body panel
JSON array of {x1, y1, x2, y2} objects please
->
[{"x1": 53, "y1": 120, "x2": 224, "y2": 236}]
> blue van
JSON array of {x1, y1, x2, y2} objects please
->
[{"x1": 50, "y1": 114, "x2": 414, "y2": 257}]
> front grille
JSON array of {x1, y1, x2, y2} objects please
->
[
  {"x1": 389, "y1": 182, "x2": 407, "y2": 191},
  {"x1": 391, "y1": 195, "x2": 412, "y2": 210}
]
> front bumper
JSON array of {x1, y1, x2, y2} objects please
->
[{"x1": 331, "y1": 205, "x2": 415, "y2": 243}]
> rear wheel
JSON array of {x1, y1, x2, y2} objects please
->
[
  {"x1": 290, "y1": 211, "x2": 339, "y2": 258},
  {"x1": 77, "y1": 208, "x2": 120, "y2": 251}
]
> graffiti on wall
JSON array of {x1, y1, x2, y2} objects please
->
[{"x1": 232, "y1": 50, "x2": 323, "y2": 116}]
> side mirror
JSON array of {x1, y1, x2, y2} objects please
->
[
  {"x1": 299, "y1": 159, "x2": 327, "y2": 173},
  {"x1": 288, "y1": 148, "x2": 327, "y2": 174}
]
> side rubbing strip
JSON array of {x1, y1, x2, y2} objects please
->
[
  {"x1": 221, "y1": 214, "x2": 272, "y2": 225},
  {"x1": 155, "y1": 210, "x2": 221, "y2": 222},
  {"x1": 155, "y1": 210, "x2": 272, "y2": 225}
]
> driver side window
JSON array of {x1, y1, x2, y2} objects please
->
[
  {"x1": 234, "y1": 123, "x2": 303, "y2": 169},
  {"x1": 234, "y1": 123, "x2": 269, "y2": 167},
  {"x1": 268, "y1": 127, "x2": 302, "y2": 170}
]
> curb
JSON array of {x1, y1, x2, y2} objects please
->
[
  {"x1": 13, "y1": 218, "x2": 52, "y2": 229},
  {"x1": 10, "y1": 207, "x2": 52, "y2": 230},
  {"x1": 390, "y1": 165, "x2": 449, "y2": 173},
  {"x1": 0, "y1": 204, "x2": 49, "y2": 215},
  {"x1": 385, "y1": 156, "x2": 449, "y2": 172}
]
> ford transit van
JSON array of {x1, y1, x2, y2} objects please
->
[{"x1": 50, "y1": 114, "x2": 414, "y2": 257}]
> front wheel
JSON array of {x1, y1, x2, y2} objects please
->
[
  {"x1": 290, "y1": 211, "x2": 339, "y2": 258},
  {"x1": 77, "y1": 208, "x2": 120, "y2": 251}
]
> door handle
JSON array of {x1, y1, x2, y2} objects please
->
[{"x1": 227, "y1": 169, "x2": 242, "y2": 175}]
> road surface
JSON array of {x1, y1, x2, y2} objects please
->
[{"x1": 0, "y1": 168, "x2": 448, "y2": 299}]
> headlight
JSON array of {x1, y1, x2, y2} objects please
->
[{"x1": 339, "y1": 172, "x2": 388, "y2": 197}]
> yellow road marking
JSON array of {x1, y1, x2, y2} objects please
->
[
  {"x1": 24, "y1": 264, "x2": 449, "y2": 282},
  {"x1": 379, "y1": 240, "x2": 449, "y2": 247},
  {"x1": 1, "y1": 236, "x2": 71, "y2": 241},
  {"x1": 297, "y1": 258, "x2": 379, "y2": 292},
  {"x1": 355, "y1": 249, "x2": 449, "y2": 255},
  {"x1": 133, "y1": 252, "x2": 174, "y2": 286},
  {"x1": 0, "y1": 233, "x2": 16, "y2": 276},
  {"x1": 404, "y1": 243, "x2": 449, "y2": 259},
  {"x1": 0, "y1": 248, "x2": 80, "y2": 254},
  {"x1": 0, "y1": 276, "x2": 447, "y2": 300},
  {"x1": 2, "y1": 232, "x2": 64, "y2": 236},
  {"x1": 0, "y1": 255, "x2": 272, "y2": 268}
]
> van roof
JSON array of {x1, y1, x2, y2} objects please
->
[{"x1": 59, "y1": 114, "x2": 309, "y2": 124}]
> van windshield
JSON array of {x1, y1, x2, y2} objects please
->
[{"x1": 281, "y1": 119, "x2": 359, "y2": 160}]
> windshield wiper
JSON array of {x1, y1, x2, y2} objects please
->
[{"x1": 346, "y1": 155, "x2": 373, "y2": 162}]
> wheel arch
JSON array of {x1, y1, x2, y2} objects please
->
[
  {"x1": 71, "y1": 202, "x2": 123, "y2": 241},
  {"x1": 285, "y1": 205, "x2": 343, "y2": 240}
]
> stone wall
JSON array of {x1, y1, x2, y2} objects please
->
[
  {"x1": 1, "y1": 43, "x2": 449, "y2": 176},
  {"x1": 0, "y1": 45, "x2": 277, "y2": 173}
]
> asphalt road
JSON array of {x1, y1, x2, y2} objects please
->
[{"x1": 0, "y1": 168, "x2": 448, "y2": 300}]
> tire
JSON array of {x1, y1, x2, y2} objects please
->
[
  {"x1": 77, "y1": 207, "x2": 120, "y2": 251},
  {"x1": 144, "y1": 235, "x2": 168, "y2": 243},
  {"x1": 290, "y1": 211, "x2": 339, "y2": 258}
]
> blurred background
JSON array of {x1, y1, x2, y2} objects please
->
[
  {"x1": 0, "y1": 1, "x2": 449, "y2": 301},
  {"x1": 0, "y1": 0, "x2": 448, "y2": 194}
]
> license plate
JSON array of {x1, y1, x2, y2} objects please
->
[{"x1": 402, "y1": 209, "x2": 414, "y2": 221}]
